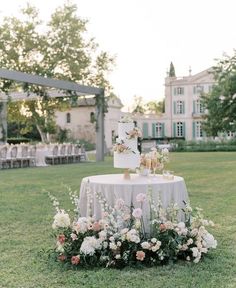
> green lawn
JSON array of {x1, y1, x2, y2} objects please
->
[{"x1": 0, "y1": 152, "x2": 236, "y2": 288}]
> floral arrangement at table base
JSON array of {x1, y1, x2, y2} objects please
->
[{"x1": 48, "y1": 188, "x2": 217, "y2": 269}]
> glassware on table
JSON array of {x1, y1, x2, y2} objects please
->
[
  {"x1": 162, "y1": 170, "x2": 174, "y2": 180},
  {"x1": 151, "y1": 158, "x2": 158, "y2": 177}
]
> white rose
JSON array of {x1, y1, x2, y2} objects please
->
[{"x1": 141, "y1": 242, "x2": 151, "y2": 249}]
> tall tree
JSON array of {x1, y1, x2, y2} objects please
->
[
  {"x1": 0, "y1": 2, "x2": 114, "y2": 142},
  {"x1": 202, "y1": 51, "x2": 236, "y2": 136},
  {"x1": 145, "y1": 100, "x2": 164, "y2": 114},
  {"x1": 132, "y1": 95, "x2": 146, "y2": 114},
  {"x1": 169, "y1": 62, "x2": 176, "y2": 77}
]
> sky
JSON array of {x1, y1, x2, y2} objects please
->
[{"x1": 0, "y1": 0, "x2": 236, "y2": 111}]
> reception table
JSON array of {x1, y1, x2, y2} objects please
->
[{"x1": 79, "y1": 174, "x2": 189, "y2": 230}]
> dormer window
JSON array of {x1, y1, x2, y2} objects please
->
[{"x1": 66, "y1": 112, "x2": 71, "y2": 124}]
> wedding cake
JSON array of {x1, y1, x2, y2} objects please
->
[{"x1": 113, "y1": 116, "x2": 141, "y2": 169}]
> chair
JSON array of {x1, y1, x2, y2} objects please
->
[
  {"x1": 46, "y1": 145, "x2": 59, "y2": 165},
  {"x1": 79, "y1": 144, "x2": 87, "y2": 162},
  {"x1": 8, "y1": 145, "x2": 19, "y2": 168},
  {"x1": 28, "y1": 145, "x2": 37, "y2": 167},
  {"x1": 59, "y1": 145, "x2": 67, "y2": 164},
  {"x1": 17, "y1": 145, "x2": 30, "y2": 168},
  {"x1": 66, "y1": 144, "x2": 73, "y2": 163},
  {"x1": 0, "y1": 146, "x2": 8, "y2": 169},
  {"x1": 73, "y1": 144, "x2": 81, "y2": 163}
]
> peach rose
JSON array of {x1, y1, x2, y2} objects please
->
[
  {"x1": 136, "y1": 250, "x2": 145, "y2": 261},
  {"x1": 159, "y1": 223, "x2": 166, "y2": 232},
  {"x1": 93, "y1": 222, "x2": 101, "y2": 231}
]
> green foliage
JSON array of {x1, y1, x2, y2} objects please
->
[
  {"x1": 0, "y1": 2, "x2": 114, "y2": 142},
  {"x1": 202, "y1": 51, "x2": 236, "y2": 135},
  {"x1": 145, "y1": 100, "x2": 165, "y2": 114},
  {"x1": 173, "y1": 139, "x2": 236, "y2": 152},
  {"x1": 169, "y1": 62, "x2": 176, "y2": 77},
  {"x1": 78, "y1": 139, "x2": 95, "y2": 151}
]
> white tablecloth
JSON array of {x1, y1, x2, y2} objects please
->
[{"x1": 79, "y1": 174, "x2": 189, "y2": 230}]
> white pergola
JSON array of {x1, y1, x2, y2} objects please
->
[{"x1": 0, "y1": 68, "x2": 105, "y2": 161}]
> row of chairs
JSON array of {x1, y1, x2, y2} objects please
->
[
  {"x1": 45, "y1": 144, "x2": 86, "y2": 165},
  {"x1": 0, "y1": 145, "x2": 36, "y2": 169}
]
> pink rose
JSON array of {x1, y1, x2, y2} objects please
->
[
  {"x1": 132, "y1": 208, "x2": 142, "y2": 219},
  {"x1": 136, "y1": 250, "x2": 145, "y2": 261},
  {"x1": 71, "y1": 255, "x2": 80, "y2": 265},
  {"x1": 57, "y1": 234, "x2": 66, "y2": 244},
  {"x1": 136, "y1": 193, "x2": 146, "y2": 203}
]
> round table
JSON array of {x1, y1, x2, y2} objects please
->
[{"x1": 79, "y1": 174, "x2": 189, "y2": 232}]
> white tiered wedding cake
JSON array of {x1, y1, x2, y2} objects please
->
[{"x1": 113, "y1": 116, "x2": 141, "y2": 169}]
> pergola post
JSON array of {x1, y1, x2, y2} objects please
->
[
  {"x1": 0, "y1": 100, "x2": 7, "y2": 144},
  {"x1": 96, "y1": 90, "x2": 105, "y2": 161}
]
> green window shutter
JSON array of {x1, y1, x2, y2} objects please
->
[
  {"x1": 192, "y1": 122, "x2": 196, "y2": 139},
  {"x1": 182, "y1": 87, "x2": 185, "y2": 95},
  {"x1": 142, "y1": 123, "x2": 148, "y2": 138},
  {"x1": 173, "y1": 101, "x2": 176, "y2": 114},
  {"x1": 174, "y1": 88, "x2": 176, "y2": 95},
  {"x1": 182, "y1": 101, "x2": 185, "y2": 114},
  {"x1": 152, "y1": 123, "x2": 156, "y2": 137},
  {"x1": 162, "y1": 123, "x2": 165, "y2": 137},
  {"x1": 193, "y1": 100, "x2": 196, "y2": 113},
  {"x1": 193, "y1": 86, "x2": 196, "y2": 94},
  {"x1": 183, "y1": 122, "x2": 186, "y2": 138},
  {"x1": 173, "y1": 123, "x2": 176, "y2": 138}
]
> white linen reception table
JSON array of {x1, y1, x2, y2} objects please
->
[{"x1": 79, "y1": 174, "x2": 189, "y2": 230}]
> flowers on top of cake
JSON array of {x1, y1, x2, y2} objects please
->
[
  {"x1": 126, "y1": 127, "x2": 142, "y2": 139},
  {"x1": 118, "y1": 115, "x2": 133, "y2": 123},
  {"x1": 113, "y1": 140, "x2": 134, "y2": 154}
]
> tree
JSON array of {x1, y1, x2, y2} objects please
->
[
  {"x1": 169, "y1": 62, "x2": 176, "y2": 77},
  {"x1": 0, "y1": 2, "x2": 114, "y2": 142},
  {"x1": 201, "y1": 51, "x2": 236, "y2": 136},
  {"x1": 145, "y1": 100, "x2": 165, "y2": 114},
  {"x1": 132, "y1": 95, "x2": 146, "y2": 114}
]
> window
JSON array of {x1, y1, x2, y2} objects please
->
[
  {"x1": 66, "y1": 112, "x2": 71, "y2": 124},
  {"x1": 193, "y1": 85, "x2": 204, "y2": 94},
  {"x1": 174, "y1": 87, "x2": 184, "y2": 95},
  {"x1": 176, "y1": 100, "x2": 184, "y2": 114},
  {"x1": 196, "y1": 100, "x2": 204, "y2": 114},
  {"x1": 177, "y1": 122, "x2": 184, "y2": 137},
  {"x1": 195, "y1": 121, "x2": 203, "y2": 138},
  {"x1": 155, "y1": 123, "x2": 162, "y2": 138},
  {"x1": 90, "y1": 112, "x2": 95, "y2": 123}
]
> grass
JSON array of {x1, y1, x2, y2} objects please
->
[{"x1": 0, "y1": 152, "x2": 236, "y2": 288}]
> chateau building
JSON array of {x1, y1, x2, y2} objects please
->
[{"x1": 133, "y1": 68, "x2": 215, "y2": 142}]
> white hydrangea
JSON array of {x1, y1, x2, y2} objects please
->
[
  {"x1": 52, "y1": 210, "x2": 70, "y2": 229},
  {"x1": 76, "y1": 217, "x2": 89, "y2": 233},
  {"x1": 202, "y1": 232, "x2": 217, "y2": 249},
  {"x1": 80, "y1": 236, "x2": 102, "y2": 256}
]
